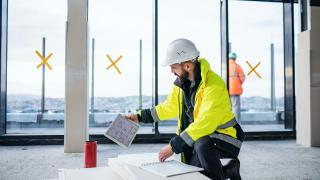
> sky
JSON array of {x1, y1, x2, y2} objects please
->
[{"x1": 6, "y1": 0, "x2": 300, "y2": 99}]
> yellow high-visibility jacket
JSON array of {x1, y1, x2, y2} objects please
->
[{"x1": 148, "y1": 58, "x2": 237, "y2": 147}]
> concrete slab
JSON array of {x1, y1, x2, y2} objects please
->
[{"x1": 0, "y1": 140, "x2": 320, "y2": 180}]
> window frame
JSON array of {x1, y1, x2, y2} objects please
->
[{"x1": 0, "y1": 0, "x2": 297, "y2": 144}]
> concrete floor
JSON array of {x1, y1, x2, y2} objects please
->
[{"x1": 0, "y1": 140, "x2": 320, "y2": 180}]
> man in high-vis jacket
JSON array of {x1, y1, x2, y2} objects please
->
[
  {"x1": 228, "y1": 52, "x2": 245, "y2": 124},
  {"x1": 126, "y1": 39, "x2": 244, "y2": 180}
]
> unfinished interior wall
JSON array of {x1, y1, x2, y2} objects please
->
[
  {"x1": 64, "y1": 0, "x2": 89, "y2": 153},
  {"x1": 297, "y1": 5, "x2": 320, "y2": 147}
]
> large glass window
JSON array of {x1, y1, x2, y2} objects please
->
[
  {"x1": 88, "y1": 0, "x2": 153, "y2": 134},
  {"x1": 158, "y1": 0, "x2": 221, "y2": 133},
  {"x1": 3, "y1": 0, "x2": 296, "y2": 136},
  {"x1": 229, "y1": 1, "x2": 286, "y2": 131},
  {"x1": 6, "y1": 0, "x2": 66, "y2": 134}
]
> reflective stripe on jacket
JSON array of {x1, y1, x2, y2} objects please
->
[{"x1": 150, "y1": 58, "x2": 237, "y2": 147}]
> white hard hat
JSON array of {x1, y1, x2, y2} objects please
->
[{"x1": 163, "y1": 38, "x2": 200, "y2": 66}]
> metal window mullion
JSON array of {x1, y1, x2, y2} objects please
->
[
  {"x1": 221, "y1": 0, "x2": 229, "y2": 88},
  {"x1": 283, "y1": 0, "x2": 295, "y2": 130},
  {"x1": 0, "y1": 0, "x2": 8, "y2": 135},
  {"x1": 152, "y1": 0, "x2": 159, "y2": 136}
]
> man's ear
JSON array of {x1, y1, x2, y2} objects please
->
[{"x1": 184, "y1": 62, "x2": 192, "y2": 72}]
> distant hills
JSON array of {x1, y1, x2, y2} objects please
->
[{"x1": 7, "y1": 94, "x2": 284, "y2": 113}]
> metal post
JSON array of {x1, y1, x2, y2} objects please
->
[
  {"x1": 90, "y1": 38, "x2": 95, "y2": 123},
  {"x1": 38, "y1": 37, "x2": 46, "y2": 124},
  {"x1": 271, "y1": 43, "x2": 276, "y2": 111},
  {"x1": 42, "y1": 37, "x2": 45, "y2": 114},
  {"x1": 139, "y1": 40, "x2": 142, "y2": 110},
  {"x1": 152, "y1": 0, "x2": 159, "y2": 135}
]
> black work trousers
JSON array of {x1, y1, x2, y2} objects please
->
[{"x1": 183, "y1": 135, "x2": 240, "y2": 180}]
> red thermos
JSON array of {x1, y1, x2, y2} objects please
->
[{"x1": 84, "y1": 141, "x2": 97, "y2": 168}]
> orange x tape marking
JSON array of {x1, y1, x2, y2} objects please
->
[
  {"x1": 36, "y1": 50, "x2": 53, "y2": 70},
  {"x1": 106, "y1": 54, "x2": 123, "y2": 75},
  {"x1": 246, "y1": 61, "x2": 261, "y2": 78}
]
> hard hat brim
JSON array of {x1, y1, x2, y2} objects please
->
[{"x1": 162, "y1": 52, "x2": 200, "y2": 67}]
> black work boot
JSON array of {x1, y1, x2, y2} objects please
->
[{"x1": 223, "y1": 158, "x2": 241, "y2": 180}]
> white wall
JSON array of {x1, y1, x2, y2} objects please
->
[
  {"x1": 64, "y1": 0, "x2": 89, "y2": 153},
  {"x1": 296, "y1": 5, "x2": 320, "y2": 147}
]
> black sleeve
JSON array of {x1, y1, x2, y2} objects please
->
[
  {"x1": 169, "y1": 135, "x2": 188, "y2": 154},
  {"x1": 139, "y1": 109, "x2": 155, "y2": 123}
]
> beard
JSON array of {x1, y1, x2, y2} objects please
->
[{"x1": 177, "y1": 69, "x2": 189, "y2": 83}]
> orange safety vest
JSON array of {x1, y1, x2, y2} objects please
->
[{"x1": 229, "y1": 60, "x2": 245, "y2": 95}]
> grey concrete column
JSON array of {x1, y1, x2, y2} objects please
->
[
  {"x1": 296, "y1": 5, "x2": 320, "y2": 147},
  {"x1": 64, "y1": 0, "x2": 89, "y2": 153}
]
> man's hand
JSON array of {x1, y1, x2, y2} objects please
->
[
  {"x1": 124, "y1": 114, "x2": 139, "y2": 124},
  {"x1": 159, "y1": 144, "x2": 174, "y2": 162}
]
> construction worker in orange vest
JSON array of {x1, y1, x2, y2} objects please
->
[{"x1": 229, "y1": 52, "x2": 245, "y2": 124}]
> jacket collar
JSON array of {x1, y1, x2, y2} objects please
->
[{"x1": 197, "y1": 58, "x2": 211, "y2": 87}]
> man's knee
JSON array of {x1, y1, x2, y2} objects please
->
[{"x1": 194, "y1": 136, "x2": 212, "y2": 153}]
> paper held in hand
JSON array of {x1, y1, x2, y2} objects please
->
[{"x1": 104, "y1": 114, "x2": 140, "y2": 148}]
